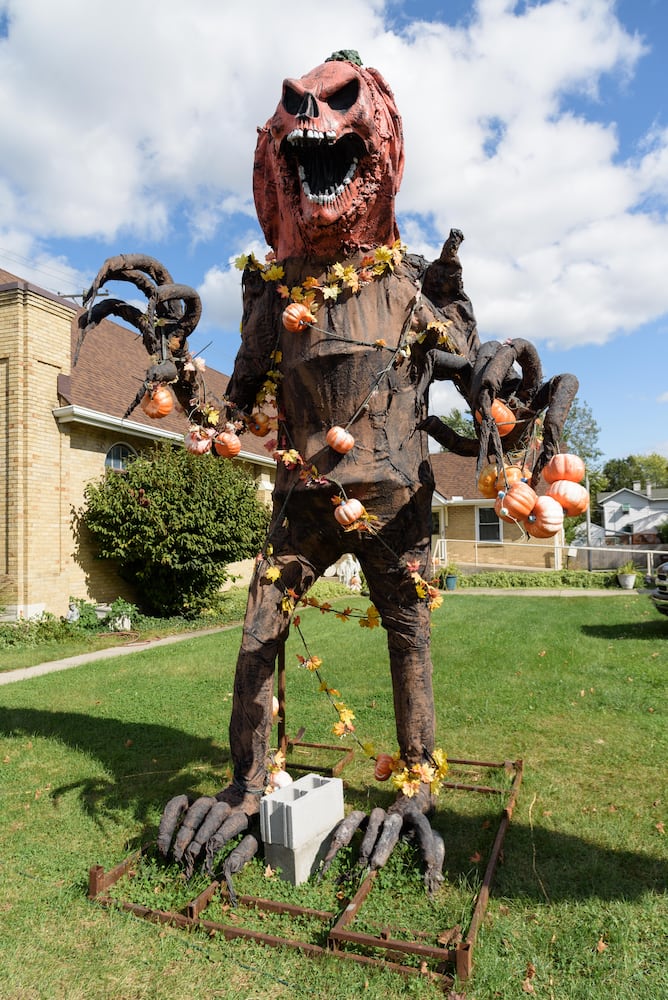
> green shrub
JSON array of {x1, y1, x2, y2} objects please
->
[
  {"x1": 69, "y1": 597, "x2": 101, "y2": 631},
  {"x1": 78, "y1": 444, "x2": 270, "y2": 617},
  {"x1": 442, "y1": 569, "x2": 618, "y2": 589},
  {"x1": 0, "y1": 613, "x2": 74, "y2": 649}
]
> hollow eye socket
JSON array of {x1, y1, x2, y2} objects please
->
[
  {"x1": 282, "y1": 85, "x2": 303, "y2": 116},
  {"x1": 326, "y1": 79, "x2": 359, "y2": 112}
]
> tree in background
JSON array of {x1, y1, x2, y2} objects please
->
[
  {"x1": 438, "y1": 406, "x2": 476, "y2": 444},
  {"x1": 602, "y1": 453, "x2": 668, "y2": 493},
  {"x1": 79, "y1": 445, "x2": 270, "y2": 616},
  {"x1": 562, "y1": 398, "x2": 603, "y2": 473}
]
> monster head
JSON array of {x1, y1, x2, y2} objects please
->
[{"x1": 253, "y1": 51, "x2": 405, "y2": 260}]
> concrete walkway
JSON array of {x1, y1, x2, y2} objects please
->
[
  {"x1": 1, "y1": 588, "x2": 641, "y2": 686},
  {"x1": 0, "y1": 625, "x2": 237, "y2": 686}
]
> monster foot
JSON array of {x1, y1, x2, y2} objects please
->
[
  {"x1": 319, "y1": 788, "x2": 445, "y2": 896},
  {"x1": 157, "y1": 782, "x2": 263, "y2": 880}
]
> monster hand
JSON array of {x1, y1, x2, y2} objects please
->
[
  {"x1": 156, "y1": 793, "x2": 260, "y2": 885},
  {"x1": 319, "y1": 791, "x2": 445, "y2": 896}
]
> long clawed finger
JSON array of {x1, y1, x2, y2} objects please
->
[{"x1": 323, "y1": 807, "x2": 445, "y2": 894}]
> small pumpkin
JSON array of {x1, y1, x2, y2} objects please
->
[
  {"x1": 542, "y1": 453, "x2": 586, "y2": 484},
  {"x1": 494, "y1": 481, "x2": 538, "y2": 523},
  {"x1": 213, "y1": 431, "x2": 242, "y2": 458},
  {"x1": 326, "y1": 425, "x2": 355, "y2": 454},
  {"x1": 334, "y1": 498, "x2": 364, "y2": 526},
  {"x1": 282, "y1": 302, "x2": 315, "y2": 332},
  {"x1": 270, "y1": 769, "x2": 293, "y2": 790},
  {"x1": 247, "y1": 412, "x2": 270, "y2": 437},
  {"x1": 494, "y1": 464, "x2": 530, "y2": 492},
  {"x1": 524, "y1": 495, "x2": 564, "y2": 538},
  {"x1": 475, "y1": 398, "x2": 516, "y2": 437},
  {"x1": 374, "y1": 753, "x2": 394, "y2": 781},
  {"x1": 141, "y1": 384, "x2": 173, "y2": 419},
  {"x1": 477, "y1": 463, "x2": 499, "y2": 499},
  {"x1": 546, "y1": 479, "x2": 589, "y2": 516}
]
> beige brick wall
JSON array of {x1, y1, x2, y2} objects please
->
[
  {"x1": 1, "y1": 285, "x2": 75, "y2": 615},
  {"x1": 444, "y1": 503, "x2": 557, "y2": 570},
  {"x1": 0, "y1": 286, "x2": 142, "y2": 616}
]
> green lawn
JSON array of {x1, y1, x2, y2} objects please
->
[{"x1": 1, "y1": 594, "x2": 666, "y2": 999}]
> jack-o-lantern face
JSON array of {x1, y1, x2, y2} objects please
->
[{"x1": 254, "y1": 55, "x2": 405, "y2": 259}]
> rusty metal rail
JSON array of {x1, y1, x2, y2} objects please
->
[{"x1": 88, "y1": 756, "x2": 522, "y2": 988}]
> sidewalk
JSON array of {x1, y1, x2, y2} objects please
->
[
  {"x1": 1, "y1": 588, "x2": 641, "y2": 686},
  {"x1": 0, "y1": 625, "x2": 237, "y2": 686}
]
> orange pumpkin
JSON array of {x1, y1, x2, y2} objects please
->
[
  {"x1": 326, "y1": 426, "x2": 355, "y2": 454},
  {"x1": 475, "y1": 398, "x2": 516, "y2": 437},
  {"x1": 247, "y1": 412, "x2": 270, "y2": 437},
  {"x1": 213, "y1": 431, "x2": 241, "y2": 458},
  {"x1": 546, "y1": 479, "x2": 589, "y2": 516},
  {"x1": 374, "y1": 753, "x2": 394, "y2": 781},
  {"x1": 477, "y1": 463, "x2": 499, "y2": 499},
  {"x1": 542, "y1": 453, "x2": 586, "y2": 484},
  {"x1": 524, "y1": 495, "x2": 564, "y2": 538},
  {"x1": 334, "y1": 498, "x2": 364, "y2": 526},
  {"x1": 141, "y1": 384, "x2": 173, "y2": 419},
  {"x1": 282, "y1": 302, "x2": 315, "y2": 332},
  {"x1": 494, "y1": 464, "x2": 530, "y2": 492},
  {"x1": 494, "y1": 481, "x2": 538, "y2": 523}
]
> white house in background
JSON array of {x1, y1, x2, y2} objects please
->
[{"x1": 598, "y1": 483, "x2": 668, "y2": 543}]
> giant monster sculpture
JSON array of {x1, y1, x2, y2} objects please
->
[{"x1": 79, "y1": 51, "x2": 577, "y2": 886}]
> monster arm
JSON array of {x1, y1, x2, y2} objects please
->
[{"x1": 224, "y1": 269, "x2": 280, "y2": 414}]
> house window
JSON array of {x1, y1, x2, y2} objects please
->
[
  {"x1": 431, "y1": 511, "x2": 441, "y2": 536},
  {"x1": 105, "y1": 443, "x2": 136, "y2": 472},
  {"x1": 477, "y1": 506, "x2": 502, "y2": 543}
]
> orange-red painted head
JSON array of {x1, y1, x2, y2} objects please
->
[{"x1": 253, "y1": 53, "x2": 405, "y2": 260}]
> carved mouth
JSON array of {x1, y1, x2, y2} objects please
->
[{"x1": 284, "y1": 131, "x2": 366, "y2": 205}]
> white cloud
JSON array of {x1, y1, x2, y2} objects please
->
[
  {"x1": 0, "y1": 228, "x2": 82, "y2": 292},
  {"x1": 658, "y1": 392, "x2": 668, "y2": 404},
  {"x1": 0, "y1": 0, "x2": 667, "y2": 353}
]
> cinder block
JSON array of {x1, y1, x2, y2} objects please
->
[
  {"x1": 263, "y1": 829, "x2": 337, "y2": 885},
  {"x1": 260, "y1": 773, "x2": 344, "y2": 850}
]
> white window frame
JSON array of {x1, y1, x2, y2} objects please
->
[
  {"x1": 476, "y1": 504, "x2": 503, "y2": 544},
  {"x1": 105, "y1": 442, "x2": 137, "y2": 472}
]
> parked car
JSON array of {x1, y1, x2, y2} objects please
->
[{"x1": 650, "y1": 561, "x2": 668, "y2": 616}]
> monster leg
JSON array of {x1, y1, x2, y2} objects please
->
[{"x1": 358, "y1": 486, "x2": 436, "y2": 813}]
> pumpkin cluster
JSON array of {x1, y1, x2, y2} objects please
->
[{"x1": 478, "y1": 453, "x2": 588, "y2": 538}]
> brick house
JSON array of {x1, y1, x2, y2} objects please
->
[
  {"x1": 0, "y1": 267, "x2": 275, "y2": 619},
  {"x1": 429, "y1": 451, "x2": 564, "y2": 573},
  {"x1": 1, "y1": 267, "x2": 564, "y2": 619}
]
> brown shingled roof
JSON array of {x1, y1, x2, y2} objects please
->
[
  {"x1": 66, "y1": 309, "x2": 273, "y2": 461},
  {"x1": 429, "y1": 451, "x2": 480, "y2": 500},
  {"x1": 0, "y1": 263, "x2": 270, "y2": 463}
]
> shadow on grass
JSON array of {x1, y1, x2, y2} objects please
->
[
  {"x1": 1, "y1": 705, "x2": 231, "y2": 832},
  {"x1": 3, "y1": 705, "x2": 666, "y2": 905},
  {"x1": 343, "y1": 785, "x2": 667, "y2": 905},
  {"x1": 581, "y1": 618, "x2": 667, "y2": 640}
]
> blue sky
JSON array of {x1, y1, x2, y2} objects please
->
[{"x1": 0, "y1": 0, "x2": 666, "y2": 464}]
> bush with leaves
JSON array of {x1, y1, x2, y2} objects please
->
[{"x1": 79, "y1": 445, "x2": 270, "y2": 616}]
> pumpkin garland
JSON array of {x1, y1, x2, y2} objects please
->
[{"x1": 184, "y1": 245, "x2": 586, "y2": 796}]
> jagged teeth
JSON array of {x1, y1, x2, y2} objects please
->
[
  {"x1": 287, "y1": 128, "x2": 337, "y2": 144},
  {"x1": 343, "y1": 158, "x2": 358, "y2": 185},
  {"x1": 300, "y1": 157, "x2": 359, "y2": 204}
]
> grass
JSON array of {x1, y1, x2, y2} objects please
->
[
  {"x1": 0, "y1": 594, "x2": 666, "y2": 999},
  {"x1": 0, "y1": 582, "x2": 351, "y2": 673}
]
